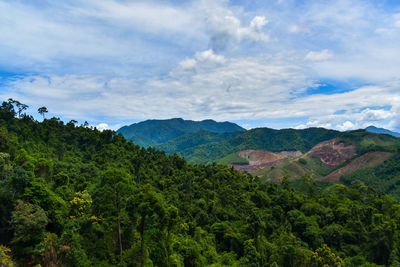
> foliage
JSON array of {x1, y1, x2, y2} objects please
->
[
  {"x1": 175, "y1": 127, "x2": 340, "y2": 164},
  {"x1": 1, "y1": 101, "x2": 400, "y2": 266},
  {"x1": 0, "y1": 245, "x2": 15, "y2": 267},
  {"x1": 342, "y1": 150, "x2": 400, "y2": 199},
  {"x1": 117, "y1": 118, "x2": 245, "y2": 147},
  {"x1": 216, "y1": 152, "x2": 249, "y2": 165}
]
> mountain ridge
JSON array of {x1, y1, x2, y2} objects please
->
[
  {"x1": 365, "y1": 125, "x2": 400, "y2": 138},
  {"x1": 117, "y1": 118, "x2": 245, "y2": 147}
]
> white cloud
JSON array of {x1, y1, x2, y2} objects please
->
[
  {"x1": 206, "y1": 14, "x2": 270, "y2": 51},
  {"x1": 179, "y1": 58, "x2": 197, "y2": 70},
  {"x1": 250, "y1": 16, "x2": 269, "y2": 31},
  {"x1": 360, "y1": 108, "x2": 394, "y2": 122},
  {"x1": 195, "y1": 49, "x2": 226, "y2": 64},
  {"x1": 295, "y1": 120, "x2": 332, "y2": 129},
  {"x1": 1, "y1": 52, "x2": 312, "y2": 121},
  {"x1": 305, "y1": 49, "x2": 334, "y2": 61},
  {"x1": 96, "y1": 123, "x2": 110, "y2": 131},
  {"x1": 178, "y1": 49, "x2": 226, "y2": 70},
  {"x1": 336, "y1": 121, "x2": 356, "y2": 131}
]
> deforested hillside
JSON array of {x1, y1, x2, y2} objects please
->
[{"x1": 173, "y1": 127, "x2": 341, "y2": 164}]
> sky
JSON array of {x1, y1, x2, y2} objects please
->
[{"x1": 0, "y1": 0, "x2": 400, "y2": 132}]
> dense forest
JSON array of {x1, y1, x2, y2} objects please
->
[
  {"x1": 117, "y1": 118, "x2": 245, "y2": 147},
  {"x1": 1, "y1": 99, "x2": 400, "y2": 266}
]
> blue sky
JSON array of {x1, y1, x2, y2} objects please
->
[{"x1": 0, "y1": 0, "x2": 400, "y2": 131}]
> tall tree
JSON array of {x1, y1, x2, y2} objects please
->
[
  {"x1": 38, "y1": 107, "x2": 48, "y2": 119},
  {"x1": 127, "y1": 184, "x2": 165, "y2": 267},
  {"x1": 10, "y1": 201, "x2": 48, "y2": 263},
  {"x1": 92, "y1": 168, "x2": 134, "y2": 256}
]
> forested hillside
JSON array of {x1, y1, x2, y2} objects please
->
[
  {"x1": 117, "y1": 118, "x2": 245, "y2": 147},
  {"x1": 175, "y1": 127, "x2": 340, "y2": 164},
  {"x1": 1, "y1": 100, "x2": 400, "y2": 266}
]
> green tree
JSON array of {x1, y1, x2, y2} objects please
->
[
  {"x1": 0, "y1": 245, "x2": 15, "y2": 267},
  {"x1": 92, "y1": 168, "x2": 133, "y2": 256},
  {"x1": 40, "y1": 232, "x2": 70, "y2": 267},
  {"x1": 10, "y1": 200, "x2": 48, "y2": 262},
  {"x1": 127, "y1": 184, "x2": 166, "y2": 267},
  {"x1": 311, "y1": 244, "x2": 344, "y2": 267},
  {"x1": 38, "y1": 107, "x2": 48, "y2": 119}
]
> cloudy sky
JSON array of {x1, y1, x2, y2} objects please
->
[{"x1": 1, "y1": 0, "x2": 400, "y2": 131}]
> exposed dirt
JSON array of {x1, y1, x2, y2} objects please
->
[
  {"x1": 318, "y1": 151, "x2": 393, "y2": 182},
  {"x1": 231, "y1": 150, "x2": 302, "y2": 172},
  {"x1": 306, "y1": 139, "x2": 356, "y2": 169}
]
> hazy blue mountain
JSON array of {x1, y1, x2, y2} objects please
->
[
  {"x1": 365, "y1": 125, "x2": 400, "y2": 138},
  {"x1": 117, "y1": 118, "x2": 246, "y2": 147}
]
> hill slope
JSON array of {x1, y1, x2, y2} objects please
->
[
  {"x1": 117, "y1": 118, "x2": 245, "y2": 147},
  {"x1": 177, "y1": 127, "x2": 340, "y2": 164},
  {"x1": 242, "y1": 130, "x2": 400, "y2": 196}
]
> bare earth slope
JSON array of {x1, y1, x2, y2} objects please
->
[
  {"x1": 306, "y1": 139, "x2": 356, "y2": 168},
  {"x1": 232, "y1": 150, "x2": 302, "y2": 172}
]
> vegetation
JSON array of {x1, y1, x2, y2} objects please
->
[
  {"x1": 156, "y1": 130, "x2": 241, "y2": 155},
  {"x1": 257, "y1": 157, "x2": 331, "y2": 182},
  {"x1": 342, "y1": 150, "x2": 400, "y2": 199},
  {"x1": 117, "y1": 118, "x2": 245, "y2": 147},
  {"x1": 216, "y1": 152, "x2": 249, "y2": 166},
  {"x1": 1, "y1": 99, "x2": 400, "y2": 266},
  {"x1": 175, "y1": 127, "x2": 340, "y2": 164}
]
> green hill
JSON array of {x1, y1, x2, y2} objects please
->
[
  {"x1": 155, "y1": 130, "x2": 240, "y2": 154},
  {"x1": 255, "y1": 130, "x2": 400, "y2": 198},
  {"x1": 117, "y1": 118, "x2": 245, "y2": 147},
  {"x1": 177, "y1": 127, "x2": 340, "y2": 164}
]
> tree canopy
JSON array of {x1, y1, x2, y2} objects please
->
[{"x1": 0, "y1": 100, "x2": 399, "y2": 266}]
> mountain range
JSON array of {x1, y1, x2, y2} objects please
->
[{"x1": 118, "y1": 119, "x2": 400, "y2": 198}]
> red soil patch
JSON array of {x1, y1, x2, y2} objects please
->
[
  {"x1": 232, "y1": 150, "x2": 302, "y2": 172},
  {"x1": 306, "y1": 139, "x2": 356, "y2": 169}
]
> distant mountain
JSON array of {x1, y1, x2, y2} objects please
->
[
  {"x1": 365, "y1": 125, "x2": 400, "y2": 138},
  {"x1": 116, "y1": 118, "x2": 245, "y2": 147}
]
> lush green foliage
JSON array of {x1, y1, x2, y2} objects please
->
[
  {"x1": 216, "y1": 152, "x2": 250, "y2": 165},
  {"x1": 178, "y1": 127, "x2": 340, "y2": 164},
  {"x1": 1, "y1": 101, "x2": 400, "y2": 266},
  {"x1": 117, "y1": 118, "x2": 245, "y2": 147},
  {"x1": 342, "y1": 150, "x2": 400, "y2": 198},
  {"x1": 155, "y1": 130, "x2": 241, "y2": 155}
]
